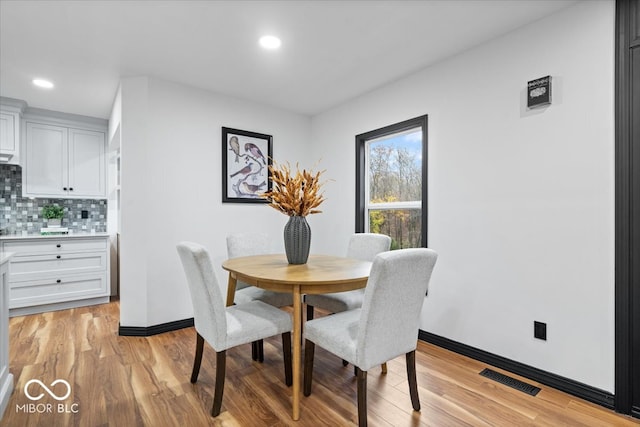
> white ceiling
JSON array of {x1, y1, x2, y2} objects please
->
[{"x1": 0, "y1": 0, "x2": 579, "y2": 119}]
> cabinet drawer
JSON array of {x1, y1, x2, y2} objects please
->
[
  {"x1": 9, "y1": 273, "x2": 108, "y2": 308},
  {"x1": 4, "y1": 238, "x2": 107, "y2": 255},
  {"x1": 8, "y1": 252, "x2": 106, "y2": 282}
]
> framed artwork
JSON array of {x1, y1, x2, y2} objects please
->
[{"x1": 222, "y1": 127, "x2": 272, "y2": 203}]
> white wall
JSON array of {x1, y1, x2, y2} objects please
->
[
  {"x1": 117, "y1": 76, "x2": 311, "y2": 327},
  {"x1": 118, "y1": 76, "x2": 150, "y2": 327},
  {"x1": 114, "y1": 0, "x2": 615, "y2": 393},
  {"x1": 310, "y1": 0, "x2": 615, "y2": 391},
  {"x1": 107, "y1": 87, "x2": 121, "y2": 296}
]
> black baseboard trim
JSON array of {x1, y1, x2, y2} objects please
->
[
  {"x1": 419, "y1": 331, "x2": 615, "y2": 410},
  {"x1": 119, "y1": 317, "x2": 194, "y2": 337}
]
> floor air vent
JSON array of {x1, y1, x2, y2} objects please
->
[{"x1": 479, "y1": 368, "x2": 541, "y2": 396}]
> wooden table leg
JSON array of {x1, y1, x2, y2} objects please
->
[
  {"x1": 292, "y1": 285, "x2": 301, "y2": 420},
  {"x1": 225, "y1": 273, "x2": 237, "y2": 307}
]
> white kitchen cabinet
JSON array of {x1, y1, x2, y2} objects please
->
[
  {"x1": 1, "y1": 235, "x2": 110, "y2": 316},
  {"x1": 24, "y1": 121, "x2": 106, "y2": 199},
  {"x1": 0, "y1": 254, "x2": 13, "y2": 420},
  {"x1": 68, "y1": 128, "x2": 107, "y2": 197},
  {"x1": 0, "y1": 110, "x2": 20, "y2": 164},
  {"x1": 24, "y1": 122, "x2": 67, "y2": 196}
]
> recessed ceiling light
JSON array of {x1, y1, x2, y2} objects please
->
[
  {"x1": 259, "y1": 35, "x2": 281, "y2": 50},
  {"x1": 33, "y1": 78, "x2": 54, "y2": 89}
]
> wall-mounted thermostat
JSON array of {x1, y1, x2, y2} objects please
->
[{"x1": 527, "y1": 76, "x2": 552, "y2": 108}]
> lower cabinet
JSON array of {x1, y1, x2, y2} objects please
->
[
  {"x1": 1, "y1": 235, "x2": 110, "y2": 316},
  {"x1": 0, "y1": 254, "x2": 13, "y2": 420}
]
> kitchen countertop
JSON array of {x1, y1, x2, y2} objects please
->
[{"x1": 0, "y1": 232, "x2": 111, "y2": 241}]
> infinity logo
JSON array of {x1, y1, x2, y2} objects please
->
[{"x1": 24, "y1": 379, "x2": 72, "y2": 401}]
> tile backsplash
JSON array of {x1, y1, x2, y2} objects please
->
[{"x1": 1, "y1": 164, "x2": 107, "y2": 235}]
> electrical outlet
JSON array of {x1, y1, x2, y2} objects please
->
[{"x1": 534, "y1": 321, "x2": 547, "y2": 340}]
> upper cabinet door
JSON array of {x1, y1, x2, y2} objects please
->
[
  {"x1": 68, "y1": 128, "x2": 106, "y2": 198},
  {"x1": 0, "y1": 111, "x2": 20, "y2": 164},
  {"x1": 24, "y1": 122, "x2": 68, "y2": 198},
  {"x1": 23, "y1": 121, "x2": 107, "y2": 199}
]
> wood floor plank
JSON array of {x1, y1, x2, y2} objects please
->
[
  {"x1": 2, "y1": 300, "x2": 638, "y2": 427},
  {"x1": 73, "y1": 349, "x2": 107, "y2": 427},
  {"x1": 99, "y1": 354, "x2": 145, "y2": 426}
]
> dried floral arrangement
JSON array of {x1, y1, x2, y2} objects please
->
[{"x1": 261, "y1": 161, "x2": 326, "y2": 217}]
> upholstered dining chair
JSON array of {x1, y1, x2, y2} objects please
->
[
  {"x1": 303, "y1": 248, "x2": 438, "y2": 427},
  {"x1": 304, "y1": 233, "x2": 391, "y2": 321},
  {"x1": 304, "y1": 232, "x2": 391, "y2": 371},
  {"x1": 177, "y1": 242, "x2": 293, "y2": 417},
  {"x1": 227, "y1": 233, "x2": 294, "y2": 362}
]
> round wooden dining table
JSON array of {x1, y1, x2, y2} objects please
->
[{"x1": 221, "y1": 254, "x2": 372, "y2": 421}]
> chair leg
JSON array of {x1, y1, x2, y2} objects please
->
[
  {"x1": 356, "y1": 367, "x2": 368, "y2": 427},
  {"x1": 251, "y1": 340, "x2": 265, "y2": 362},
  {"x1": 212, "y1": 350, "x2": 226, "y2": 417},
  {"x1": 303, "y1": 339, "x2": 315, "y2": 396},
  {"x1": 251, "y1": 341, "x2": 258, "y2": 361},
  {"x1": 191, "y1": 333, "x2": 205, "y2": 383},
  {"x1": 282, "y1": 332, "x2": 293, "y2": 386},
  {"x1": 257, "y1": 339, "x2": 264, "y2": 362},
  {"x1": 406, "y1": 351, "x2": 420, "y2": 411},
  {"x1": 306, "y1": 304, "x2": 314, "y2": 321}
]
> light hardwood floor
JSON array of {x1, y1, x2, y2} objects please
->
[{"x1": 2, "y1": 300, "x2": 638, "y2": 427}]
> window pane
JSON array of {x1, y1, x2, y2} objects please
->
[
  {"x1": 368, "y1": 209, "x2": 422, "y2": 249},
  {"x1": 368, "y1": 128, "x2": 422, "y2": 203},
  {"x1": 356, "y1": 114, "x2": 427, "y2": 248}
]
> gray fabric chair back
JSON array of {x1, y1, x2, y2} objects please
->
[
  {"x1": 177, "y1": 241, "x2": 228, "y2": 349},
  {"x1": 346, "y1": 233, "x2": 392, "y2": 261},
  {"x1": 356, "y1": 248, "x2": 438, "y2": 371},
  {"x1": 226, "y1": 233, "x2": 270, "y2": 290}
]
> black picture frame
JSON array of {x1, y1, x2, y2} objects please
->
[{"x1": 222, "y1": 127, "x2": 272, "y2": 203}]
